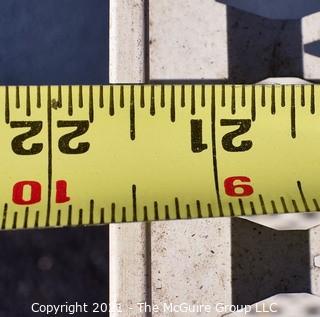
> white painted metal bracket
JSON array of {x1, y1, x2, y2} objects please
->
[
  {"x1": 109, "y1": 1, "x2": 320, "y2": 316},
  {"x1": 152, "y1": 218, "x2": 320, "y2": 316}
]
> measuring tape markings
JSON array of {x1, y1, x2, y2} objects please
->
[
  {"x1": 0, "y1": 85, "x2": 303, "y2": 227},
  {"x1": 0, "y1": 84, "x2": 320, "y2": 230},
  {"x1": 218, "y1": 85, "x2": 320, "y2": 218}
]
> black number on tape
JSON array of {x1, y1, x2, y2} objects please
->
[
  {"x1": 11, "y1": 121, "x2": 43, "y2": 155},
  {"x1": 57, "y1": 120, "x2": 90, "y2": 154},
  {"x1": 190, "y1": 119, "x2": 208, "y2": 153},
  {"x1": 221, "y1": 119, "x2": 253, "y2": 152}
]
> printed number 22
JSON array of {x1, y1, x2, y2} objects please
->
[{"x1": 10, "y1": 120, "x2": 90, "y2": 155}]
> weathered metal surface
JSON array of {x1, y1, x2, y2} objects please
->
[
  {"x1": 149, "y1": 0, "x2": 228, "y2": 81},
  {"x1": 151, "y1": 219, "x2": 232, "y2": 317},
  {"x1": 110, "y1": 1, "x2": 320, "y2": 316},
  {"x1": 109, "y1": 1, "x2": 149, "y2": 316}
]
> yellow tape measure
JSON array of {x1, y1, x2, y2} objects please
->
[{"x1": 0, "y1": 84, "x2": 319, "y2": 230}]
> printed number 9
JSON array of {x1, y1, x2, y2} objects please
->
[{"x1": 224, "y1": 176, "x2": 254, "y2": 197}]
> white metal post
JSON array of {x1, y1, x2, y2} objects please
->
[{"x1": 109, "y1": 1, "x2": 150, "y2": 316}]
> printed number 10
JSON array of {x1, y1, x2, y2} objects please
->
[{"x1": 12, "y1": 180, "x2": 70, "y2": 205}]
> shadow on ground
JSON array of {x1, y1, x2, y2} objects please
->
[{"x1": 0, "y1": 227, "x2": 108, "y2": 316}]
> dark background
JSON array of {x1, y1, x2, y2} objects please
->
[
  {"x1": 0, "y1": 0, "x2": 108, "y2": 85},
  {"x1": 0, "y1": 1, "x2": 109, "y2": 316}
]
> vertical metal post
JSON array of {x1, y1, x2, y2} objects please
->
[{"x1": 109, "y1": 1, "x2": 150, "y2": 316}]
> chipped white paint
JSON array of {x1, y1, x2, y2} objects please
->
[{"x1": 109, "y1": 1, "x2": 149, "y2": 316}]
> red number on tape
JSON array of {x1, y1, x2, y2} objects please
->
[{"x1": 224, "y1": 176, "x2": 254, "y2": 197}]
